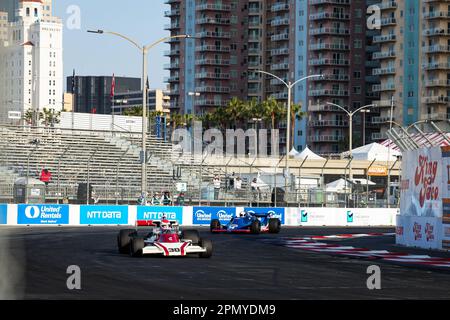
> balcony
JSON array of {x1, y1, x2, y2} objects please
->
[
  {"x1": 372, "y1": 83, "x2": 395, "y2": 92},
  {"x1": 308, "y1": 104, "x2": 345, "y2": 112},
  {"x1": 424, "y1": 79, "x2": 450, "y2": 87},
  {"x1": 380, "y1": 17, "x2": 397, "y2": 26},
  {"x1": 423, "y1": 28, "x2": 450, "y2": 36},
  {"x1": 270, "y1": 62, "x2": 289, "y2": 70},
  {"x1": 308, "y1": 135, "x2": 345, "y2": 143},
  {"x1": 196, "y1": 3, "x2": 231, "y2": 11},
  {"x1": 423, "y1": 45, "x2": 450, "y2": 53},
  {"x1": 309, "y1": 0, "x2": 350, "y2": 5},
  {"x1": 197, "y1": 17, "x2": 231, "y2": 25},
  {"x1": 271, "y1": 3, "x2": 289, "y2": 12},
  {"x1": 309, "y1": 89, "x2": 349, "y2": 96},
  {"x1": 371, "y1": 132, "x2": 386, "y2": 141},
  {"x1": 309, "y1": 12, "x2": 350, "y2": 20},
  {"x1": 420, "y1": 113, "x2": 450, "y2": 120},
  {"x1": 421, "y1": 96, "x2": 450, "y2": 104},
  {"x1": 164, "y1": 22, "x2": 180, "y2": 30},
  {"x1": 270, "y1": 47, "x2": 289, "y2": 56},
  {"x1": 422, "y1": 62, "x2": 450, "y2": 70},
  {"x1": 197, "y1": 86, "x2": 231, "y2": 93},
  {"x1": 164, "y1": 49, "x2": 180, "y2": 56},
  {"x1": 195, "y1": 73, "x2": 230, "y2": 80},
  {"x1": 196, "y1": 31, "x2": 231, "y2": 39},
  {"x1": 372, "y1": 50, "x2": 396, "y2": 60},
  {"x1": 195, "y1": 45, "x2": 231, "y2": 52},
  {"x1": 378, "y1": 1, "x2": 397, "y2": 10},
  {"x1": 309, "y1": 43, "x2": 349, "y2": 51},
  {"x1": 271, "y1": 92, "x2": 289, "y2": 99},
  {"x1": 423, "y1": 11, "x2": 450, "y2": 19},
  {"x1": 271, "y1": 33, "x2": 290, "y2": 41},
  {"x1": 310, "y1": 120, "x2": 349, "y2": 127},
  {"x1": 309, "y1": 58, "x2": 350, "y2": 66},
  {"x1": 164, "y1": 9, "x2": 180, "y2": 17},
  {"x1": 373, "y1": 34, "x2": 396, "y2": 43},
  {"x1": 373, "y1": 100, "x2": 393, "y2": 108},
  {"x1": 196, "y1": 99, "x2": 229, "y2": 107},
  {"x1": 371, "y1": 116, "x2": 395, "y2": 124},
  {"x1": 309, "y1": 27, "x2": 350, "y2": 36},
  {"x1": 271, "y1": 18, "x2": 290, "y2": 26},
  {"x1": 164, "y1": 63, "x2": 180, "y2": 69},
  {"x1": 196, "y1": 59, "x2": 230, "y2": 66},
  {"x1": 372, "y1": 67, "x2": 396, "y2": 75},
  {"x1": 311, "y1": 74, "x2": 349, "y2": 81}
]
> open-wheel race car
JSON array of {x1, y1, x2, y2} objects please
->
[
  {"x1": 210, "y1": 211, "x2": 281, "y2": 234},
  {"x1": 117, "y1": 219, "x2": 213, "y2": 258}
]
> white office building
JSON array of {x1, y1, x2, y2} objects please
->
[{"x1": 0, "y1": 0, "x2": 63, "y2": 123}]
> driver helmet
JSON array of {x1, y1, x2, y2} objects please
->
[
  {"x1": 160, "y1": 219, "x2": 171, "y2": 232},
  {"x1": 240, "y1": 211, "x2": 246, "y2": 217}
]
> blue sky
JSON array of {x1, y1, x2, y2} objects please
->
[{"x1": 53, "y1": 0, "x2": 170, "y2": 90}]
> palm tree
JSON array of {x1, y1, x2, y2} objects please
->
[
  {"x1": 289, "y1": 103, "x2": 306, "y2": 151},
  {"x1": 261, "y1": 97, "x2": 285, "y2": 131},
  {"x1": 39, "y1": 108, "x2": 61, "y2": 127},
  {"x1": 123, "y1": 106, "x2": 143, "y2": 117}
]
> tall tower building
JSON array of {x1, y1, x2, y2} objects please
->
[{"x1": 0, "y1": 0, "x2": 63, "y2": 123}]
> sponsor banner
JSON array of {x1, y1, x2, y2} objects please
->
[
  {"x1": 80, "y1": 206, "x2": 128, "y2": 225},
  {"x1": 397, "y1": 216, "x2": 442, "y2": 250},
  {"x1": 0, "y1": 204, "x2": 6, "y2": 224},
  {"x1": 137, "y1": 206, "x2": 183, "y2": 223},
  {"x1": 400, "y1": 147, "x2": 443, "y2": 218},
  {"x1": 192, "y1": 207, "x2": 236, "y2": 225},
  {"x1": 244, "y1": 207, "x2": 285, "y2": 224},
  {"x1": 298, "y1": 208, "x2": 335, "y2": 226},
  {"x1": 17, "y1": 204, "x2": 69, "y2": 225},
  {"x1": 368, "y1": 166, "x2": 388, "y2": 177}
]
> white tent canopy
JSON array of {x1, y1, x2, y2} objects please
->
[
  {"x1": 291, "y1": 146, "x2": 325, "y2": 160},
  {"x1": 326, "y1": 178, "x2": 376, "y2": 192},
  {"x1": 342, "y1": 143, "x2": 401, "y2": 161}
]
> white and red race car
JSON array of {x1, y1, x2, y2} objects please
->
[{"x1": 117, "y1": 219, "x2": 213, "y2": 258}]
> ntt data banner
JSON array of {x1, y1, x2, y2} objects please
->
[
  {"x1": 17, "y1": 204, "x2": 69, "y2": 225},
  {"x1": 400, "y1": 147, "x2": 443, "y2": 218},
  {"x1": 137, "y1": 206, "x2": 183, "y2": 222},
  {"x1": 80, "y1": 205, "x2": 128, "y2": 225},
  {"x1": 0, "y1": 204, "x2": 7, "y2": 224},
  {"x1": 192, "y1": 207, "x2": 236, "y2": 225}
]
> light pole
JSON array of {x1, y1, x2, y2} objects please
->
[
  {"x1": 326, "y1": 102, "x2": 378, "y2": 179},
  {"x1": 255, "y1": 71, "x2": 322, "y2": 186},
  {"x1": 88, "y1": 30, "x2": 191, "y2": 198},
  {"x1": 360, "y1": 109, "x2": 371, "y2": 146}
]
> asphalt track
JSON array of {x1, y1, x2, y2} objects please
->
[{"x1": 0, "y1": 226, "x2": 449, "y2": 300}]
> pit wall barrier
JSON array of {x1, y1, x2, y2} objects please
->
[{"x1": 0, "y1": 204, "x2": 398, "y2": 227}]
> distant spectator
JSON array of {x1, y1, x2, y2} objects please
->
[
  {"x1": 151, "y1": 193, "x2": 161, "y2": 206},
  {"x1": 176, "y1": 192, "x2": 185, "y2": 206},
  {"x1": 40, "y1": 168, "x2": 52, "y2": 186},
  {"x1": 213, "y1": 175, "x2": 221, "y2": 200},
  {"x1": 251, "y1": 178, "x2": 260, "y2": 201},
  {"x1": 161, "y1": 191, "x2": 172, "y2": 206},
  {"x1": 137, "y1": 192, "x2": 148, "y2": 206},
  {"x1": 234, "y1": 176, "x2": 242, "y2": 198}
]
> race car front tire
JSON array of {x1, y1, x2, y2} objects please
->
[
  {"x1": 199, "y1": 238, "x2": 213, "y2": 258},
  {"x1": 118, "y1": 229, "x2": 137, "y2": 254},
  {"x1": 268, "y1": 218, "x2": 281, "y2": 234},
  {"x1": 210, "y1": 219, "x2": 221, "y2": 232},
  {"x1": 182, "y1": 230, "x2": 200, "y2": 245},
  {"x1": 130, "y1": 237, "x2": 145, "y2": 257},
  {"x1": 250, "y1": 220, "x2": 261, "y2": 234}
]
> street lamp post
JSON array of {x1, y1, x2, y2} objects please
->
[
  {"x1": 88, "y1": 30, "x2": 191, "y2": 199},
  {"x1": 326, "y1": 102, "x2": 378, "y2": 180},
  {"x1": 255, "y1": 71, "x2": 322, "y2": 191}
]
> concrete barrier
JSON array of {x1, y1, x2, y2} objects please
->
[{"x1": 0, "y1": 204, "x2": 398, "y2": 227}]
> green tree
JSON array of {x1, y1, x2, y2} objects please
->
[
  {"x1": 289, "y1": 103, "x2": 306, "y2": 152},
  {"x1": 39, "y1": 108, "x2": 61, "y2": 127}
]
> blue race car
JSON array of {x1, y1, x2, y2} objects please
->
[{"x1": 210, "y1": 211, "x2": 281, "y2": 234}]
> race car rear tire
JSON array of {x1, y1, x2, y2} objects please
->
[
  {"x1": 250, "y1": 220, "x2": 261, "y2": 235},
  {"x1": 268, "y1": 218, "x2": 281, "y2": 234},
  {"x1": 199, "y1": 238, "x2": 213, "y2": 258},
  {"x1": 182, "y1": 230, "x2": 200, "y2": 245},
  {"x1": 130, "y1": 237, "x2": 145, "y2": 257},
  {"x1": 210, "y1": 219, "x2": 221, "y2": 233},
  {"x1": 118, "y1": 229, "x2": 137, "y2": 254}
]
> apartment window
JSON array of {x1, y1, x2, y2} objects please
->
[
  {"x1": 354, "y1": 40, "x2": 362, "y2": 48},
  {"x1": 353, "y1": 86, "x2": 361, "y2": 94},
  {"x1": 354, "y1": 71, "x2": 361, "y2": 79}
]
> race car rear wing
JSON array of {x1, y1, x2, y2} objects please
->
[{"x1": 136, "y1": 220, "x2": 179, "y2": 227}]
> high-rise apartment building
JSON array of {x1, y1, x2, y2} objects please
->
[
  {"x1": 165, "y1": 0, "x2": 449, "y2": 154},
  {"x1": 165, "y1": 0, "x2": 380, "y2": 155},
  {"x1": 0, "y1": 0, "x2": 63, "y2": 123}
]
